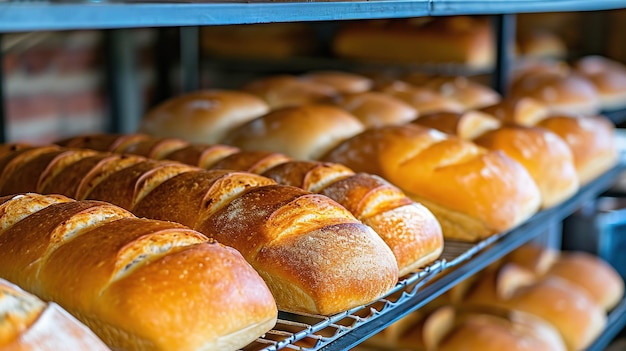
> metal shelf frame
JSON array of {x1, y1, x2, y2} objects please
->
[
  {"x1": 1, "y1": 0, "x2": 626, "y2": 32},
  {"x1": 1, "y1": 1, "x2": 626, "y2": 350}
]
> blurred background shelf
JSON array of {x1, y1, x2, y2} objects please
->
[{"x1": 1, "y1": 0, "x2": 626, "y2": 32}]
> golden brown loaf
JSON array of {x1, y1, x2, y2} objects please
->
[
  {"x1": 242, "y1": 75, "x2": 339, "y2": 109},
  {"x1": 378, "y1": 81, "x2": 466, "y2": 115},
  {"x1": 412, "y1": 111, "x2": 502, "y2": 140},
  {"x1": 510, "y1": 71, "x2": 600, "y2": 116},
  {"x1": 464, "y1": 264, "x2": 607, "y2": 351},
  {"x1": 0, "y1": 146, "x2": 399, "y2": 316},
  {"x1": 404, "y1": 75, "x2": 501, "y2": 110},
  {"x1": 413, "y1": 111, "x2": 580, "y2": 208},
  {"x1": 517, "y1": 31, "x2": 568, "y2": 59},
  {"x1": 300, "y1": 70, "x2": 373, "y2": 94},
  {"x1": 0, "y1": 278, "x2": 111, "y2": 351},
  {"x1": 223, "y1": 104, "x2": 366, "y2": 160},
  {"x1": 473, "y1": 126, "x2": 579, "y2": 208},
  {"x1": 575, "y1": 55, "x2": 626, "y2": 110},
  {"x1": 480, "y1": 97, "x2": 550, "y2": 127},
  {"x1": 200, "y1": 22, "x2": 317, "y2": 59},
  {"x1": 412, "y1": 305, "x2": 567, "y2": 351},
  {"x1": 139, "y1": 90, "x2": 270, "y2": 144},
  {"x1": 332, "y1": 16, "x2": 495, "y2": 69},
  {"x1": 333, "y1": 91, "x2": 418, "y2": 128},
  {"x1": 536, "y1": 115, "x2": 618, "y2": 184},
  {"x1": 260, "y1": 161, "x2": 443, "y2": 276},
  {"x1": 322, "y1": 124, "x2": 542, "y2": 241},
  {"x1": 57, "y1": 133, "x2": 444, "y2": 277},
  {"x1": 506, "y1": 245, "x2": 625, "y2": 311},
  {"x1": 0, "y1": 193, "x2": 278, "y2": 351}
]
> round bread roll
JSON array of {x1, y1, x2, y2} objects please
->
[
  {"x1": 0, "y1": 278, "x2": 111, "y2": 350},
  {"x1": 575, "y1": 55, "x2": 626, "y2": 110},
  {"x1": 547, "y1": 252, "x2": 625, "y2": 311},
  {"x1": 379, "y1": 81, "x2": 466, "y2": 115},
  {"x1": 323, "y1": 124, "x2": 541, "y2": 240},
  {"x1": 412, "y1": 75, "x2": 501, "y2": 110},
  {"x1": 139, "y1": 90, "x2": 270, "y2": 144},
  {"x1": 465, "y1": 264, "x2": 607, "y2": 351},
  {"x1": 480, "y1": 97, "x2": 550, "y2": 127},
  {"x1": 536, "y1": 115, "x2": 618, "y2": 184},
  {"x1": 301, "y1": 70, "x2": 373, "y2": 94},
  {"x1": 420, "y1": 306, "x2": 567, "y2": 351},
  {"x1": 412, "y1": 111, "x2": 502, "y2": 140},
  {"x1": 517, "y1": 31, "x2": 568, "y2": 59},
  {"x1": 334, "y1": 91, "x2": 418, "y2": 128},
  {"x1": 242, "y1": 75, "x2": 338, "y2": 109},
  {"x1": 510, "y1": 72, "x2": 600, "y2": 116},
  {"x1": 473, "y1": 125, "x2": 579, "y2": 208},
  {"x1": 223, "y1": 104, "x2": 365, "y2": 160}
]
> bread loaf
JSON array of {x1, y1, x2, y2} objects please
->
[
  {"x1": 413, "y1": 112, "x2": 580, "y2": 208},
  {"x1": 332, "y1": 16, "x2": 495, "y2": 69},
  {"x1": 403, "y1": 75, "x2": 501, "y2": 110},
  {"x1": 575, "y1": 55, "x2": 626, "y2": 110},
  {"x1": 139, "y1": 90, "x2": 270, "y2": 144},
  {"x1": 0, "y1": 193, "x2": 278, "y2": 351},
  {"x1": 333, "y1": 91, "x2": 418, "y2": 128},
  {"x1": 223, "y1": 104, "x2": 366, "y2": 160},
  {"x1": 480, "y1": 97, "x2": 550, "y2": 127},
  {"x1": 0, "y1": 277, "x2": 111, "y2": 350},
  {"x1": 535, "y1": 115, "x2": 618, "y2": 184},
  {"x1": 464, "y1": 264, "x2": 606, "y2": 351},
  {"x1": 0, "y1": 146, "x2": 399, "y2": 316},
  {"x1": 242, "y1": 75, "x2": 339, "y2": 109},
  {"x1": 322, "y1": 124, "x2": 542, "y2": 240},
  {"x1": 510, "y1": 71, "x2": 600, "y2": 116},
  {"x1": 57, "y1": 133, "x2": 444, "y2": 277},
  {"x1": 506, "y1": 245, "x2": 625, "y2": 311},
  {"x1": 412, "y1": 305, "x2": 566, "y2": 351},
  {"x1": 301, "y1": 70, "x2": 373, "y2": 94},
  {"x1": 378, "y1": 81, "x2": 466, "y2": 115}
]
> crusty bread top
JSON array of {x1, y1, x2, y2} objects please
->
[
  {"x1": 242, "y1": 75, "x2": 339, "y2": 109},
  {"x1": 334, "y1": 91, "x2": 418, "y2": 128},
  {"x1": 223, "y1": 104, "x2": 365, "y2": 160},
  {"x1": 139, "y1": 90, "x2": 270, "y2": 144},
  {"x1": 323, "y1": 124, "x2": 541, "y2": 233},
  {"x1": 301, "y1": 70, "x2": 373, "y2": 94},
  {"x1": 379, "y1": 81, "x2": 466, "y2": 115},
  {"x1": 510, "y1": 72, "x2": 600, "y2": 116}
]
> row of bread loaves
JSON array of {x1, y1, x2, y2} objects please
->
[
  {"x1": 0, "y1": 145, "x2": 399, "y2": 316},
  {"x1": 0, "y1": 193, "x2": 278, "y2": 351}
]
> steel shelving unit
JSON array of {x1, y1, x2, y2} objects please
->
[{"x1": 1, "y1": 1, "x2": 626, "y2": 350}]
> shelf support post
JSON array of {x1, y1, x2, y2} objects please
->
[
  {"x1": 104, "y1": 29, "x2": 142, "y2": 134},
  {"x1": 492, "y1": 14, "x2": 516, "y2": 97},
  {"x1": 180, "y1": 26, "x2": 200, "y2": 92},
  {"x1": 0, "y1": 34, "x2": 6, "y2": 143}
]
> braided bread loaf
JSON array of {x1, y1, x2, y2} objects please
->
[
  {"x1": 58, "y1": 133, "x2": 443, "y2": 276},
  {"x1": 0, "y1": 193, "x2": 277, "y2": 351},
  {"x1": 0, "y1": 145, "x2": 398, "y2": 316}
]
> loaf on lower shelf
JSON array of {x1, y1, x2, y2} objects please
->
[
  {"x1": 0, "y1": 145, "x2": 399, "y2": 316},
  {"x1": 0, "y1": 193, "x2": 278, "y2": 351},
  {"x1": 0, "y1": 277, "x2": 111, "y2": 351},
  {"x1": 57, "y1": 133, "x2": 445, "y2": 276},
  {"x1": 359, "y1": 244, "x2": 624, "y2": 351}
]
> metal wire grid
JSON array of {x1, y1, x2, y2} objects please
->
[{"x1": 239, "y1": 236, "x2": 505, "y2": 351}]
